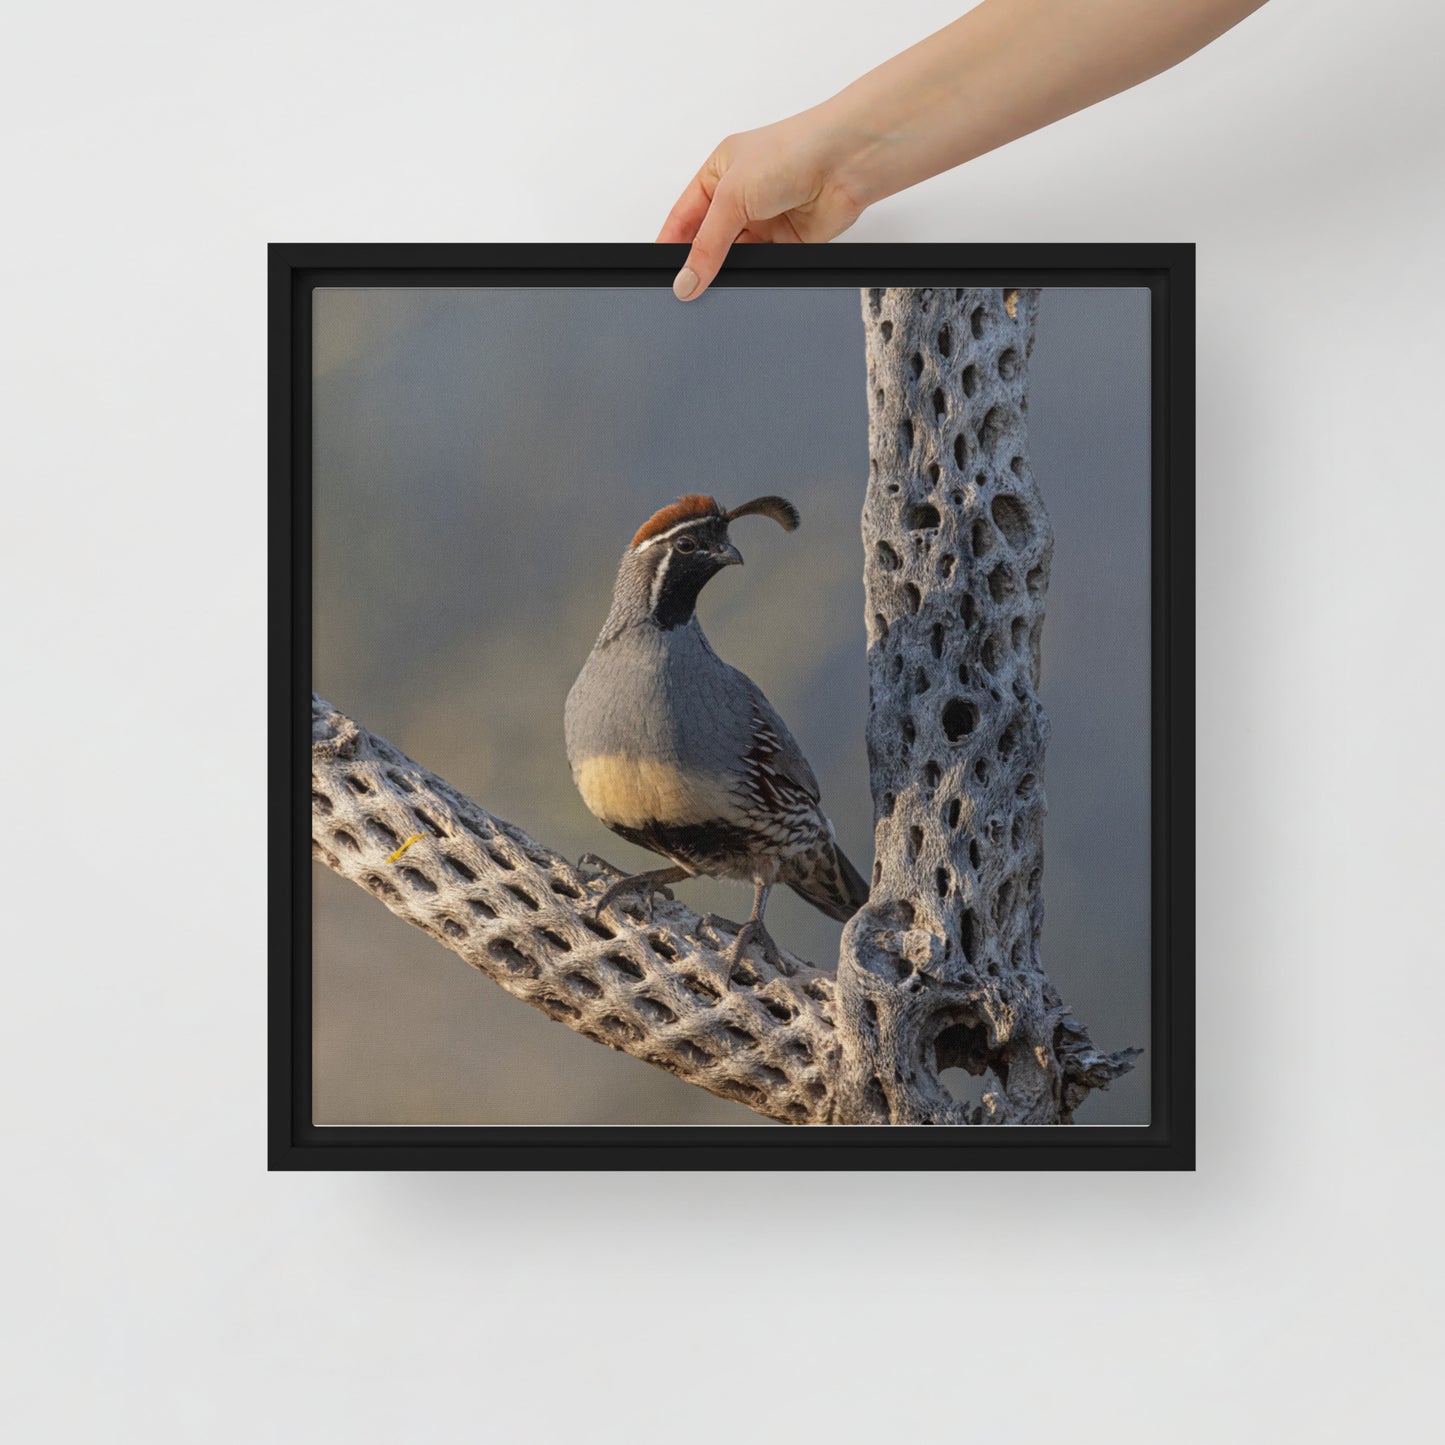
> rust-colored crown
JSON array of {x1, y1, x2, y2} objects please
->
[{"x1": 630, "y1": 494, "x2": 722, "y2": 548}]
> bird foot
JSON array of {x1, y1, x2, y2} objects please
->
[
  {"x1": 727, "y1": 918, "x2": 785, "y2": 988},
  {"x1": 591, "y1": 867, "x2": 683, "y2": 922}
]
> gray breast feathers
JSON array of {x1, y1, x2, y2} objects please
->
[{"x1": 565, "y1": 619, "x2": 826, "y2": 846}]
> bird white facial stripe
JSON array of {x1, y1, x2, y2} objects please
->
[
  {"x1": 647, "y1": 547, "x2": 673, "y2": 614},
  {"x1": 632, "y1": 517, "x2": 717, "y2": 550},
  {"x1": 574, "y1": 755, "x2": 744, "y2": 831}
]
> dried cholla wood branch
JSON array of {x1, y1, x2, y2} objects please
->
[
  {"x1": 311, "y1": 694, "x2": 842, "y2": 1124},
  {"x1": 836, "y1": 286, "x2": 1139, "y2": 1124},
  {"x1": 311, "y1": 287, "x2": 1138, "y2": 1126}
]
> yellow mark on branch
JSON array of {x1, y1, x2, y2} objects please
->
[
  {"x1": 1004, "y1": 288, "x2": 1019, "y2": 320},
  {"x1": 386, "y1": 833, "x2": 427, "y2": 862}
]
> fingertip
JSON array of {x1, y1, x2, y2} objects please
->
[{"x1": 672, "y1": 267, "x2": 701, "y2": 301}]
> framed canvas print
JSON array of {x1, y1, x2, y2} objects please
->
[{"x1": 270, "y1": 243, "x2": 1194, "y2": 1170}]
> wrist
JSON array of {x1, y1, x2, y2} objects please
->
[{"x1": 806, "y1": 90, "x2": 906, "y2": 213}]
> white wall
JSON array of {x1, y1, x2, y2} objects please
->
[{"x1": 4, "y1": 2, "x2": 1440, "y2": 1439}]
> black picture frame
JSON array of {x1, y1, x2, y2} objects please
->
[{"x1": 270, "y1": 242, "x2": 1195, "y2": 1171}]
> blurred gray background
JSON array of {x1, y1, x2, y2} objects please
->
[{"x1": 312, "y1": 284, "x2": 1150, "y2": 1126}]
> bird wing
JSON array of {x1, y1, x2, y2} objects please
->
[
  {"x1": 662, "y1": 626, "x2": 825, "y2": 837},
  {"x1": 729, "y1": 669, "x2": 822, "y2": 812}
]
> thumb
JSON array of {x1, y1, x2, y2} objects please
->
[{"x1": 673, "y1": 181, "x2": 749, "y2": 301}]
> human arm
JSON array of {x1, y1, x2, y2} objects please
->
[{"x1": 659, "y1": 0, "x2": 1268, "y2": 298}]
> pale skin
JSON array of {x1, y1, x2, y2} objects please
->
[{"x1": 659, "y1": 0, "x2": 1270, "y2": 298}]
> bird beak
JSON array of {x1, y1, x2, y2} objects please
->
[{"x1": 714, "y1": 542, "x2": 744, "y2": 567}]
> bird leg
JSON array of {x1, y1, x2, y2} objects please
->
[
  {"x1": 724, "y1": 881, "x2": 784, "y2": 989},
  {"x1": 592, "y1": 865, "x2": 691, "y2": 921}
]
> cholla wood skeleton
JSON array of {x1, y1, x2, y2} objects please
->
[{"x1": 310, "y1": 286, "x2": 1139, "y2": 1125}]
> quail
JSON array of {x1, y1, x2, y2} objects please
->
[{"x1": 564, "y1": 493, "x2": 869, "y2": 984}]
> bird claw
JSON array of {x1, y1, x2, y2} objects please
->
[
  {"x1": 727, "y1": 919, "x2": 785, "y2": 988},
  {"x1": 591, "y1": 870, "x2": 678, "y2": 922}
]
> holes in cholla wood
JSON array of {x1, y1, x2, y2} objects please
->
[
  {"x1": 763, "y1": 996, "x2": 799, "y2": 1025},
  {"x1": 990, "y1": 494, "x2": 1031, "y2": 550},
  {"x1": 672, "y1": 1040, "x2": 717, "y2": 1070},
  {"x1": 635, "y1": 996, "x2": 677, "y2": 1027},
  {"x1": 987, "y1": 564, "x2": 1016, "y2": 604},
  {"x1": 441, "y1": 853, "x2": 475, "y2": 882},
  {"x1": 976, "y1": 406, "x2": 1009, "y2": 454},
  {"x1": 562, "y1": 971, "x2": 602, "y2": 1000},
  {"x1": 602, "y1": 951, "x2": 644, "y2": 982},
  {"x1": 503, "y1": 882, "x2": 539, "y2": 911},
  {"x1": 597, "y1": 1013, "x2": 644, "y2": 1045},
  {"x1": 729, "y1": 960, "x2": 761, "y2": 989},
  {"x1": 941, "y1": 698, "x2": 978, "y2": 741},
  {"x1": 938, "y1": 1063, "x2": 1002, "y2": 1117},
  {"x1": 679, "y1": 974, "x2": 718, "y2": 1006},
  {"x1": 488, "y1": 937, "x2": 539, "y2": 978}
]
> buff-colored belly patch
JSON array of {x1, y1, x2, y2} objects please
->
[{"x1": 574, "y1": 754, "x2": 738, "y2": 830}]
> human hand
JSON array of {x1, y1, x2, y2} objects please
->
[{"x1": 657, "y1": 109, "x2": 875, "y2": 301}]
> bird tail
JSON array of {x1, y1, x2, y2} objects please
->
[{"x1": 785, "y1": 835, "x2": 871, "y2": 923}]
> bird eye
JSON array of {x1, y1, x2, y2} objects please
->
[{"x1": 674, "y1": 536, "x2": 698, "y2": 554}]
